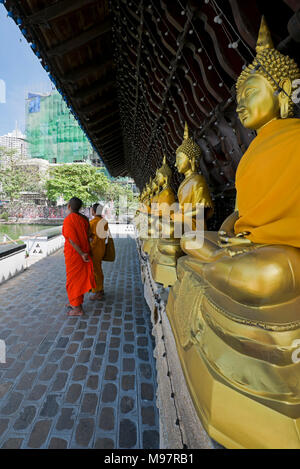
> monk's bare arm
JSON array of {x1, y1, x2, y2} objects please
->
[{"x1": 69, "y1": 239, "x2": 89, "y2": 262}]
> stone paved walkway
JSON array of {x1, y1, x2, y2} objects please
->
[{"x1": 0, "y1": 237, "x2": 159, "y2": 449}]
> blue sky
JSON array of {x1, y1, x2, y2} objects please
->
[{"x1": 0, "y1": 5, "x2": 52, "y2": 135}]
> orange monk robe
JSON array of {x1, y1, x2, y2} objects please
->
[
  {"x1": 62, "y1": 212, "x2": 96, "y2": 306},
  {"x1": 89, "y1": 216, "x2": 108, "y2": 293},
  {"x1": 235, "y1": 118, "x2": 300, "y2": 247}
]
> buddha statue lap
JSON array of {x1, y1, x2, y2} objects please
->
[
  {"x1": 166, "y1": 17, "x2": 300, "y2": 448},
  {"x1": 151, "y1": 126, "x2": 213, "y2": 287}
]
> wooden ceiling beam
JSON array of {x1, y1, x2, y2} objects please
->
[
  {"x1": 88, "y1": 110, "x2": 119, "y2": 128},
  {"x1": 80, "y1": 98, "x2": 117, "y2": 115},
  {"x1": 92, "y1": 119, "x2": 120, "y2": 135},
  {"x1": 47, "y1": 19, "x2": 111, "y2": 57},
  {"x1": 27, "y1": 0, "x2": 96, "y2": 24},
  {"x1": 61, "y1": 59, "x2": 113, "y2": 83},
  {"x1": 73, "y1": 78, "x2": 115, "y2": 101}
]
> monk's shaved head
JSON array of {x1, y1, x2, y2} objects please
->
[{"x1": 68, "y1": 197, "x2": 83, "y2": 212}]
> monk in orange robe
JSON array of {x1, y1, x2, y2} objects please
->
[
  {"x1": 89, "y1": 203, "x2": 108, "y2": 300},
  {"x1": 62, "y1": 197, "x2": 95, "y2": 316}
]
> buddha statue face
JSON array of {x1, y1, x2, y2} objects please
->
[
  {"x1": 175, "y1": 151, "x2": 192, "y2": 175},
  {"x1": 156, "y1": 170, "x2": 165, "y2": 188},
  {"x1": 236, "y1": 74, "x2": 281, "y2": 130}
]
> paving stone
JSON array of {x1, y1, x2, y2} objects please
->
[
  {"x1": 51, "y1": 372, "x2": 68, "y2": 391},
  {"x1": 94, "y1": 438, "x2": 114, "y2": 449},
  {"x1": 137, "y1": 336, "x2": 148, "y2": 346},
  {"x1": 143, "y1": 430, "x2": 159, "y2": 449},
  {"x1": 28, "y1": 384, "x2": 47, "y2": 401},
  {"x1": 86, "y1": 375, "x2": 99, "y2": 390},
  {"x1": 98, "y1": 332, "x2": 107, "y2": 341},
  {"x1": 72, "y1": 365, "x2": 88, "y2": 381},
  {"x1": 108, "y1": 350, "x2": 119, "y2": 363},
  {"x1": 87, "y1": 326, "x2": 97, "y2": 336},
  {"x1": 13, "y1": 406, "x2": 36, "y2": 430},
  {"x1": 123, "y1": 358, "x2": 135, "y2": 372},
  {"x1": 124, "y1": 314, "x2": 133, "y2": 321},
  {"x1": 111, "y1": 327, "x2": 121, "y2": 336},
  {"x1": 120, "y1": 396, "x2": 135, "y2": 414},
  {"x1": 0, "y1": 419, "x2": 9, "y2": 437},
  {"x1": 104, "y1": 365, "x2": 118, "y2": 381},
  {"x1": 140, "y1": 363, "x2": 152, "y2": 379},
  {"x1": 48, "y1": 437, "x2": 68, "y2": 449},
  {"x1": 16, "y1": 372, "x2": 37, "y2": 391},
  {"x1": 78, "y1": 350, "x2": 91, "y2": 363},
  {"x1": 124, "y1": 323, "x2": 133, "y2": 331},
  {"x1": 60, "y1": 356, "x2": 75, "y2": 371},
  {"x1": 39, "y1": 364, "x2": 58, "y2": 381},
  {"x1": 137, "y1": 326, "x2": 146, "y2": 334},
  {"x1": 72, "y1": 331, "x2": 85, "y2": 341},
  {"x1": 141, "y1": 383, "x2": 154, "y2": 401},
  {"x1": 81, "y1": 393, "x2": 98, "y2": 414},
  {"x1": 123, "y1": 344, "x2": 134, "y2": 354},
  {"x1": 4, "y1": 362, "x2": 25, "y2": 379},
  {"x1": 38, "y1": 340, "x2": 53, "y2": 354},
  {"x1": 121, "y1": 375, "x2": 135, "y2": 391},
  {"x1": 1, "y1": 438, "x2": 23, "y2": 449},
  {"x1": 101, "y1": 322, "x2": 110, "y2": 331},
  {"x1": 109, "y1": 337, "x2": 120, "y2": 348},
  {"x1": 40, "y1": 395, "x2": 60, "y2": 418},
  {"x1": 65, "y1": 383, "x2": 82, "y2": 404},
  {"x1": 142, "y1": 406, "x2": 156, "y2": 426},
  {"x1": 101, "y1": 383, "x2": 117, "y2": 403},
  {"x1": 95, "y1": 343, "x2": 106, "y2": 355},
  {"x1": 99, "y1": 407, "x2": 115, "y2": 431},
  {"x1": 30, "y1": 355, "x2": 45, "y2": 369},
  {"x1": 56, "y1": 408, "x2": 75, "y2": 431},
  {"x1": 91, "y1": 357, "x2": 102, "y2": 372},
  {"x1": 1, "y1": 392, "x2": 23, "y2": 415},
  {"x1": 75, "y1": 418, "x2": 94, "y2": 447},
  {"x1": 124, "y1": 332, "x2": 134, "y2": 342},
  {"x1": 119, "y1": 419, "x2": 137, "y2": 448},
  {"x1": 56, "y1": 337, "x2": 69, "y2": 348},
  {"x1": 67, "y1": 343, "x2": 79, "y2": 354},
  {"x1": 138, "y1": 348, "x2": 149, "y2": 361},
  {"x1": 28, "y1": 420, "x2": 52, "y2": 448},
  {"x1": 49, "y1": 349, "x2": 64, "y2": 362},
  {"x1": 0, "y1": 382, "x2": 13, "y2": 399},
  {"x1": 82, "y1": 338, "x2": 94, "y2": 349}
]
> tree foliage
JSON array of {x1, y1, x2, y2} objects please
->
[
  {"x1": 0, "y1": 147, "x2": 45, "y2": 201},
  {"x1": 46, "y1": 164, "x2": 110, "y2": 204}
]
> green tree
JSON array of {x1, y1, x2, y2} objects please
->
[
  {"x1": 46, "y1": 164, "x2": 110, "y2": 205},
  {"x1": 0, "y1": 147, "x2": 45, "y2": 201}
]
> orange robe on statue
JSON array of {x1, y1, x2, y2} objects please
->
[
  {"x1": 235, "y1": 118, "x2": 300, "y2": 247},
  {"x1": 89, "y1": 216, "x2": 108, "y2": 293},
  {"x1": 62, "y1": 212, "x2": 96, "y2": 306}
]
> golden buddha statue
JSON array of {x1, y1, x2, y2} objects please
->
[
  {"x1": 150, "y1": 156, "x2": 180, "y2": 286},
  {"x1": 143, "y1": 176, "x2": 159, "y2": 255},
  {"x1": 166, "y1": 17, "x2": 300, "y2": 449},
  {"x1": 172, "y1": 122, "x2": 213, "y2": 231}
]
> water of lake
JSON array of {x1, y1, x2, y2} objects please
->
[{"x1": 0, "y1": 224, "x2": 54, "y2": 243}]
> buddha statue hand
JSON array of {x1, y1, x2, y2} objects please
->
[{"x1": 218, "y1": 231, "x2": 253, "y2": 256}]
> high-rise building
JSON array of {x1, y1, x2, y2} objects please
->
[
  {"x1": 26, "y1": 90, "x2": 94, "y2": 164},
  {"x1": 0, "y1": 127, "x2": 28, "y2": 159}
]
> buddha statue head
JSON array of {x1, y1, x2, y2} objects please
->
[
  {"x1": 156, "y1": 155, "x2": 172, "y2": 189},
  {"x1": 175, "y1": 122, "x2": 201, "y2": 175},
  {"x1": 236, "y1": 17, "x2": 300, "y2": 131},
  {"x1": 151, "y1": 175, "x2": 159, "y2": 196}
]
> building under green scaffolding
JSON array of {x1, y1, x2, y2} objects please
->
[{"x1": 26, "y1": 90, "x2": 93, "y2": 164}]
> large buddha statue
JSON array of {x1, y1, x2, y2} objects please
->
[
  {"x1": 167, "y1": 17, "x2": 300, "y2": 449},
  {"x1": 151, "y1": 128, "x2": 213, "y2": 287},
  {"x1": 150, "y1": 156, "x2": 179, "y2": 285}
]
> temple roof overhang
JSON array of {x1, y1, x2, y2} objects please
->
[{"x1": 5, "y1": 0, "x2": 300, "y2": 193}]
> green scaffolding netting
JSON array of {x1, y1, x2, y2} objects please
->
[{"x1": 26, "y1": 90, "x2": 92, "y2": 163}]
